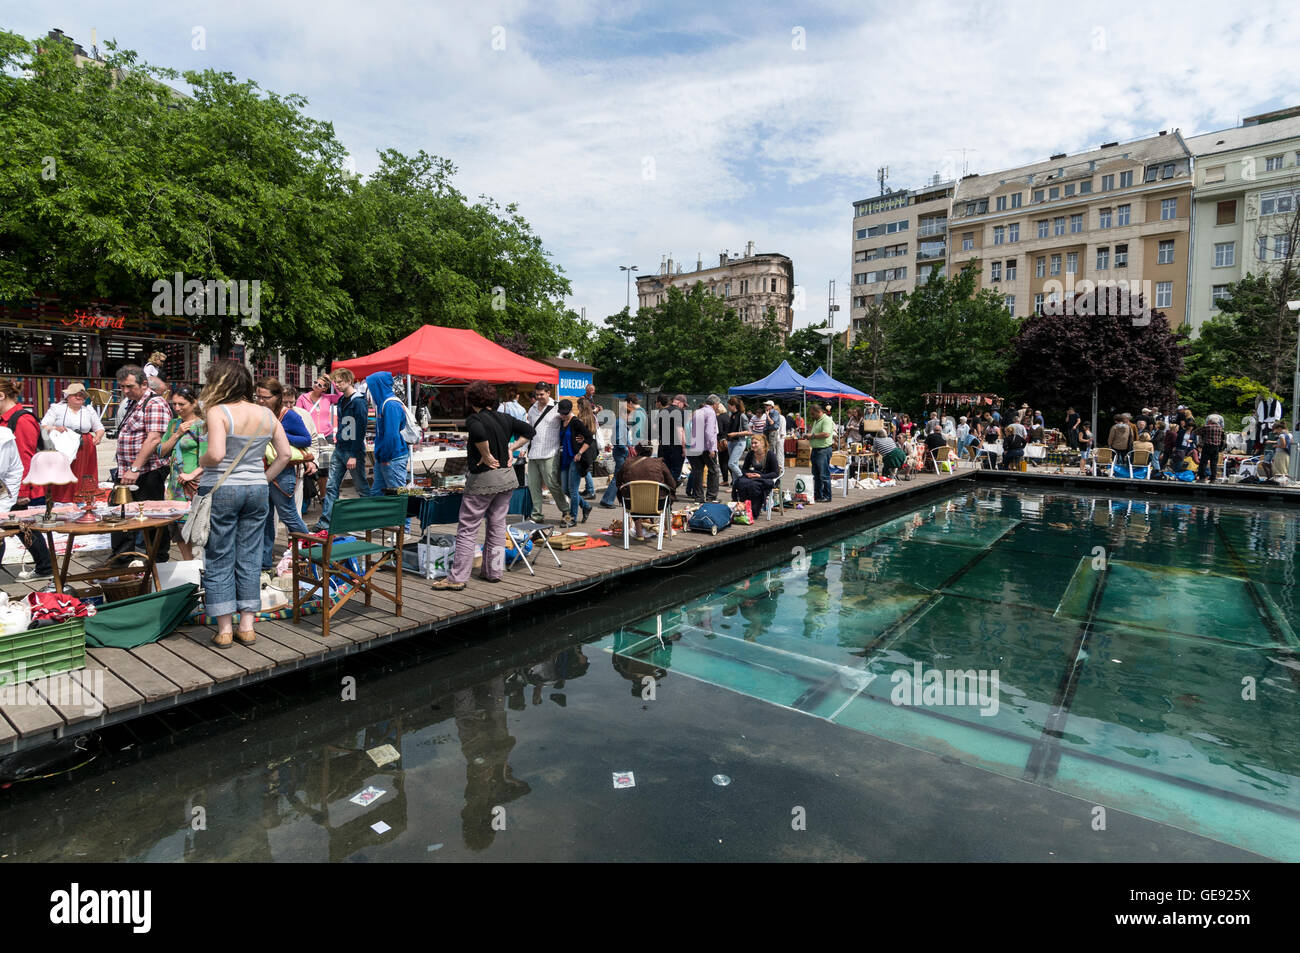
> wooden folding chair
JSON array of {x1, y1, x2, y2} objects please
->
[{"x1": 291, "y1": 495, "x2": 405, "y2": 638}]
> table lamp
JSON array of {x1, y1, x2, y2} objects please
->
[
  {"x1": 106, "y1": 484, "x2": 136, "y2": 523},
  {"x1": 72, "y1": 474, "x2": 102, "y2": 523},
  {"x1": 25, "y1": 451, "x2": 76, "y2": 529}
]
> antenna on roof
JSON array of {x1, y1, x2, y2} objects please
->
[{"x1": 877, "y1": 166, "x2": 889, "y2": 197}]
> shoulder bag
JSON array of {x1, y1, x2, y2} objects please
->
[{"x1": 184, "y1": 410, "x2": 272, "y2": 548}]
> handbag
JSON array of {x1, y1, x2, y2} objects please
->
[{"x1": 184, "y1": 412, "x2": 271, "y2": 548}]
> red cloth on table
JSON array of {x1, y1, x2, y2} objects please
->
[{"x1": 52, "y1": 433, "x2": 99, "y2": 502}]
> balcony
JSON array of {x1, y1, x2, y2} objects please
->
[
  {"x1": 917, "y1": 220, "x2": 948, "y2": 237},
  {"x1": 917, "y1": 244, "x2": 946, "y2": 261}
]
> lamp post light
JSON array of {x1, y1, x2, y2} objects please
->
[
  {"x1": 814, "y1": 326, "x2": 836, "y2": 379},
  {"x1": 1288, "y1": 299, "x2": 1300, "y2": 481},
  {"x1": 620, "y1": 265, "x2": 638, "y2": 311}
]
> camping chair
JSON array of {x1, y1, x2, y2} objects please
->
[
  {"x1": 506, "y1": 486, "x2": 561, "y2": 574},
  {"x1": 765, "y1": 468, "x2": 786, "y2": 520},
  {"x1": 1128, "y1": 449, "x2": 1153, "y2": 479},
  {"x1": 621, "y1": 480, "x2": 671, "y2": 550},
  {"x1": 291, "y1": 495, "x2": 405, "y2": 639},
  {"x1": 931, "y1": 445, "x2": 958, "y2": 474},
  {"x1": 1093, "y1": 447, "x2": 1115, "y2": 477}
]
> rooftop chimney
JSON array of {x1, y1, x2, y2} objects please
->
[
  {"x1": 745, "y1": 240, "x2": 755, "y2": 257},
  {"x1": 696, "y1": 254, "x2": 702, "y2": 271},
  {"x1": 666, "y1": 256, "x2": 674, "y2": 275},
  {"x1": 720, "y1": 251, "x2": 728, "y2": 266}
]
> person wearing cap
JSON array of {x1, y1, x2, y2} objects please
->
[
  {"x1": 40, "y1": 382, "x2": 106, "y2": 502},
  {"x1": 687, "y1": 395, "x2": 721, "y2": 502}
]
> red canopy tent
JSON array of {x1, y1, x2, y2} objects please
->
[{"x1": 332, "y1": 325, "x2": 559, "y2": 386}]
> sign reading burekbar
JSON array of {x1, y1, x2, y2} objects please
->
[{"x1": 50, "y1": 883, "x2": 151, "y2": 933}]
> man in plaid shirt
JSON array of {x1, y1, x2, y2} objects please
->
[
  {"x1": 111, "y1": 364, "x2": 173, "y2": 562},
  {"x1": 1196, "y1": 414, "x2": 1225, "y2": 483}
]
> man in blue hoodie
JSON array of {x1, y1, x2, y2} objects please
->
[{"x1": 366, "y1": 371, "x2": 411, "y2": 496}]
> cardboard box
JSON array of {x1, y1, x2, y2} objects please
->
[{"x1": 796, "y1": 438, "x2": 811, "y2": 466}]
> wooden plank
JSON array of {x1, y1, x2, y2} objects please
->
[
  {"x1": 0, "y1": 707, "x2": 18, "y2": 745},
  {"x1": 0, "y1": 684, "x2": 66, "y2": 736},
  {"x1": 130, "y1": 643, "x2": 212, "y2": 694},
  {"x1": 177, "y1": 627, "x2": 276, "y2": 674},
  {"x1": 160, "y1": 635, "x2": 247, "y2": 682},
  {"x1": 69, "y1": 665, "x2": 143, "y2": 714},
  {"x1": 87, "y1": 647, "x2": 181, "y2": 702},
  {"x1": 42, "y1": 672, "x2": 102, "y2": 725}
]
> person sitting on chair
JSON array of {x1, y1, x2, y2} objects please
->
[
  {"x1": 871, "y1": 429, "x2": 907, "y2": 478},
  {"x1": 730, "y1": 434, "x2": 780, "y2": 516}
]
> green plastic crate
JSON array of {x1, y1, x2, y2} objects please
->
[{"x1": 0, "y1": 618, "x2": 86, "y2": 686}]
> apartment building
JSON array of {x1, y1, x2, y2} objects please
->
[
  {"x1": 1185, "y1": 108, "x2": 1300, "y2": 333},
  {"x1": 849, "y1": 178, "x2": 954, "y2": 343},
  {"x1": 948, "y1": 132, "x2": 1193, "y2": 325},
  {"x1": 635, "y1": 242, "x2": 795, "y2": 336}
]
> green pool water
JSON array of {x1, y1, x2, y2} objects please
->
[{"x1": 604, "y1": 488, "x2": 1300, "y2": 860}]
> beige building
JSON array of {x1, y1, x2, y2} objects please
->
[
  {"x1": 1185, "y1": 107, "x2": 1300, "y2": 333},
  {"x1": 949, "y1": 131, "x2": 1193, "y2": 326},
  {"x1": 849, "y1": 178, "x2": 954, "y2": 343},
  {"x1": 635, "y1": 242, "x2": 795, "y2": 336}
]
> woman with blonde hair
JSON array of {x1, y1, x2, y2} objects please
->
[
  {"x1": 198, "y1": 361, "x2": 293, "y2": 648},
  {"x1": 730, "y1": 433, "x2": 780, "y2": 515},
  {"x1": 143, "y1": 350, "x2": 168, "y2": 394}
]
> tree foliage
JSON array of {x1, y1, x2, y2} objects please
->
[
  {"x1": 584, "y1": 286, "x2": 784, "y2": 394},
  {"x1": 0, "y1": 30, "x2": 585, "y2": 364}
]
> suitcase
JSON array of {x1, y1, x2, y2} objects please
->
[{"x1": 687, "y1": 502, "x2": 732, "y2": 535}]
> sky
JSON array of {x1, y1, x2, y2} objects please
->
[{"x1": 5, "y1": 0, "x2": 1300, "y2": 333}]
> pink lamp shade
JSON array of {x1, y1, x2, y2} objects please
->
[{"x1": 27, "y1": 450, "x2": 77, "y2": 486}]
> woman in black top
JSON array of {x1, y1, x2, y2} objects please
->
[
  {"x1": 559, "y1": 399, "x2": 597, "y2": 526},
  {"x1": 730, "y1": 434, "x2": 781, "y2": 515},
  {"x1": 435, "y1": 381, "x2": 535, "y2": 591}
]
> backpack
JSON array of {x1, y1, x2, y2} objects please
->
[
  {"x1": 688, "y1": 502, "x2": 732, "y2": 535},
  {"x1": 0, "y1": 408, "x2": 54, "y2": 451},
  {"x1": 383, "y1": 396, "x2": 421, "y2": 444}
]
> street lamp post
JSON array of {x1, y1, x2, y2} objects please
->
[
  {"x1": 1288, "y1": 299, "x2": 1300, "y2": 481},
  {"x1": 620, "y1": 265, "x2": 639, "y2": 311}
]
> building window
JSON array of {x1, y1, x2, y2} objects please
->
[
  {"x1": 1066, "y1": 251, "x2": 1078, "y2": 274},
  {"x1": 1050, "y1": 253, "x2": 1061, "y2": 276},
  {"x1": 1213, "y1": 241, "x2": 1235, "y2": 267},
  {"x1": 1276, "y1": 235, "x2": 1292, "y2": 260},
  {"x1": 1079, "y1": 180, "x2": 1092, "y2": 194},
  {"x1": 1157, "y1": 239, "x2": 1174, "y2": 264},
  {"x1": 1119, "y1": 170, "x2": 1133, "y2": 188},
  {"x1": 1144, "y1": 165, "x2": 1158, "y2": 182},
  {"x1": 1211, "y1": 285, "x2": 1230, "y2": 308},
  {"x1": 1070, "y1": 213, "x2": 1082, "y2": 233},
  {"x1": 1162, "y1": 163, "x2": 1175, "y2": 179},
  {"x1": 1160, "y1": 198, "x2": 1177, "y2": 220},
  {"x1": 1037, "y1": 219, "x2": 1049, "y2": 239},
  {"x1": 1156, "y1": 281, "x2": 1172, "y2": 307},
  {"x1": 1260, "y1": 188, "x2": 1297, "y2": 215},
  {"x1": 853, "y1": 295, "x2": 867, "y2": 308},
  {"x1": 1004, "y1": 295, "x2": 1015, "y2": 315},
  {"x1": 1266, "y1": 155, "x2": 1283, "y2": 171},
  {"x1": 1117, "y1": 204, "x2": 1131, "y2": 226},
  {"x1": 991, "y1": 261, "x2": 1002, "y2": 281},
  {"x1": 1035, "y1": 256, "x2": 1046, "y2": 278},
  {"x1": 1098, "y1": 207, "x2": 1112, "y2": 229},
  {"x1": 1065, "y1": 184, "x2": 1075, "y2": 196},
  {"x1": 1034, "y1": 292, "x2": 1045, "y2": 314},
  {"x1": 855, "y1": 250, "x2": 868, "y2": 262},
  {"x1": 1049, "y1": 186, "x2": 1060, "y2": 200},
  {"x1": 965, "y1": 202, "x2": 976, "y2": 215},
  {"x1": 1216, "y1": 200, "x2": 1236, "y2": 226},
  {"x1": 1008, "y1": 223, "x2": 1019, "y2": 242},
  {"x1": 1033, "y1": 188, "x2": 1045, "y2": 203},
  {"x1": 1097, "y1": 247, "x2": 1109, "y2": 269},
  {"x1": 1101, "y1": 174, "x2": 1115, "y2": 191},
  {"x1": 962, "y1": 232, "x2": 974, "y2": 251},
  {"x1": 1005, "y1": 259, "x2": 1017, "y2": 280},
  {"x1": 1053, "y1": 216, "x2": 1066, "y2": 236},
  {"x1": 856, "y1": 228, "x2": 867, "y2": 240},
  {"x1": 1258, "y1": 235, "x2": 1269, "y2": 261},
  {"x1": 1011, "y1": 193, "x2": 1023, "y2": 208},
  {"x1": 993, "y1": 226, "x2": 1005, "y2": 245},
  {"x1": 996, "y1": 196, "x2": 1007, "y2": 211},
  {"x1": 1115, "y1": 244, "x2": 1128, "y2": 267}
]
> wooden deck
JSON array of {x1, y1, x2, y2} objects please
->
[{"x1": 0, "y1": 468, "x2": 966, "y2": 754}]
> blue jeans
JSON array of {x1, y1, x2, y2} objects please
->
[
  {"x1": 583, "y1": 469, "x2": 594, "y2": 496},
  {"x1": 727, "y1": 440, "x2": 748, "y2": 481},
  {"x1": 201, "y1": 483, "x2": 269, "y2": 618},
  {"x1": 568, "y1": 459, "x2": 592, "y2": 520},
  {"x1": 368, "y1": 455, "x2": 409, "y2": 496},
  {"x1": 600, "y1": 446, "x2": 630, "y2": 505},
  {"x1": 319, "y1": 450, "x2": 370, "y2": 525},
  {"x1": 264, "y1": 469, "x2": 311, "y2": 568},
  {"x1": 811, "y1": 446, "x2": 832, "y2": 501}
]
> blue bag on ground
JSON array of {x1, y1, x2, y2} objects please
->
[{"x1": 688, "y1": 502, "x2": 733, "y2": 534}]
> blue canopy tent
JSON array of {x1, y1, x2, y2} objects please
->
[
  {"x1": 803, "y1": 367, "x2": 875, "y2": 403},
  {"x1": 729, "y1": 360, "x2": 812, "y2": 422}
]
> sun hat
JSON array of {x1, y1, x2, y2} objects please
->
[{"x1": 63, "y1": 382, "x2": 87, "y2": 397}]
